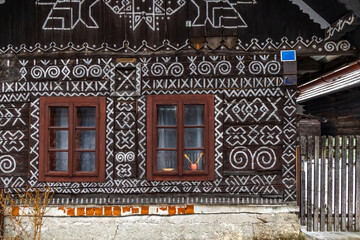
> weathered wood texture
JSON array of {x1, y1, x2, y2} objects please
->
[
  {"x1": 300, "y1": 135, "x2": 360, "y2": 232},
  {"x1": 303, "y1": 88, "x2": 360, "y2": 136},
  {"x1": 0, "y1": 0, "x2": 323, "y2": 49}
]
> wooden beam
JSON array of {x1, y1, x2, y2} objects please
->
[{"x1": 325, "y1": 12, "x2": 360, "y2": 40}]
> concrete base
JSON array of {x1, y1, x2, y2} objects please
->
[{"x1": 4, "y1": 205, "x2": 301, "y2": 240}]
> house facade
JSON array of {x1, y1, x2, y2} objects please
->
[{"x1": 0, "y1": 0, "x2": 357, "y2": 238}]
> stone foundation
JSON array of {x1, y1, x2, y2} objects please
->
[{"x1": 4, "y1": 204, "x2": 300, "y2": 240}]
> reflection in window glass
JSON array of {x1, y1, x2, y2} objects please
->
[
  {"x1": 184, "y1": 128, "x2": 204, "y2": 148},
  {"x1": 49, "y1": 152, "x2": 68, "y2": 171},
  {"x1": 50, "y1": 107, "x2": 68, "y2": 127},
  {"x1": 158, "y1": 128, "x2": 177, "y2": 148},
  {"x1": 49, "y1": 130, "x2": 68, "y2": 149},
  {"x1": 157, "y1": 150, "x2": 177, "y2": 171},
  {"x1": 77, "y1": 107, "x2": 96, "y2": 127},
  {"x1": 76, "y1": 152, "x2": 95, "y2": 172},
  {"x1": 184, "y1": 105, "x2": 204, "y2": 126},
  {"x1": 76, "y1": 130, "x2": 96, "y2": 149},
  {"x1": 157, "y1": 106, "x2": 176, "y2": 126}
]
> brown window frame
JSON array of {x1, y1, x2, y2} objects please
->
[
  {"x1": 147, "y1": 94, "x2": 215, "y2": 181},
  {"x1": 39, "y1": 97, "x2": 106, "y2": 182}
]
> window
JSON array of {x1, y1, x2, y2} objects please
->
[
  {"x1": 147, "y1": 95, "x2": 215, "y2": 181},
  {"x1": 39, "y1": 97, "x2": 106, "y2": 182}
]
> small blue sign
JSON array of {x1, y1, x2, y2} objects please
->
[{"x1": 281, "y1": 50, "x2": 296, "y2": 62}]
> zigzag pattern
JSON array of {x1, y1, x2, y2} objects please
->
[
  {"x1": 137, "y1": 96, "x2": 147, "y2": 179},
  {"x1": 29, "y1": 99, "x2": 40, "y2": 186},
  {"x1": 105, "y1": 98, "x2": 114, "y2": 181},
  {"x1": 214, "y1": 95, "x2": 224, "y2": 179},
  {"x1": 0, "y1": 93, "x2": 30, "y2": 103}
]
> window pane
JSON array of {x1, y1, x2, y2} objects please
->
[
  {"x1": 49, "y1": 152, "x2": 68, "y2": 171},
  {"x1": 157, "y1": 150, "x2": 177, "y2": 171},
  {"x1": 184, "y1": 150, "x2": 204, "y2": 171},
  {"x1": 49, "y1": 107, "x2": 68, "y2": 127},
  {"x1": 75, "y1": 130, "x2": 96, "y2": 149},
  {"x1": 184, "y1": 105, "x2": 204, "y2": 126},
  {"x1": 158, "y1": 128, "x2": 177, "y2": 148},
  {"x1": 184, "y1": 128, "x2": 204, "y2": 148},
  {"x1": 77, "y1": 107, "x2": 96, "y2": 127},
  {"x1": 75, "y1": 152, "x2": 95, "y2": 172},
  {"x1": 157, "y1": 106, "x2": 176, "y2": 126},
  {"x1": 49, "y1": 130, "x2": 68, "y2": 149}
]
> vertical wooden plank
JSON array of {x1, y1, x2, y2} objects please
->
[
  {"x1": 300, "y1": 136, "x2": 307, "y2": 226},
  {"x1": 341, "y1": 136, "x2": 347, "y2": 231},
  {"x1": 328, "y1": 136, "x2": 334, "y2": 231},
  {"x1": 320, "y1": 136, "x2": 326, "y2": 231},
  {"x1": 335, "y1": 136, "x2": 340, "y2": 231},
  {"x1": 313, "y1": 136, "x2": 320, "y2": 231},
  {"x1": 355, "y1": 135, "x2": 360, "y2": 231},
  {"x1": 307, "y1": 136, "x2": 313, "y2": 231},
  {"x1": 349, "y1": 136, "x2": 354, "y2": 231}
]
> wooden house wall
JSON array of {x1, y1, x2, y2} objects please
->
[
  {"x1": 0, "y1": 0, "x2": 323, "y2": 51},
  {"x1": 0, "y1": 50, "x2": 299, "y2": 204},
  {"x1": 0, "y1": 1, "x2": 355, "y2": 205},
  {"x1": 302, "y1": 87, "x2": 360, "y2": 136}
]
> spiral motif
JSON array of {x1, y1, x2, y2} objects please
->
[
  {"x1": 30, "y1": 66, "x2": 44, "y2": 79},
  {"x1": 116, "y1": 152, "x2": 135, "y2": 163},
  {"x1": 255, "y1": 147, "x2": 276, "y2": 170},
  {"x1": 198, "y1": 61, "x2": 213, "y2": 75},
  {"x1": 229, "y1": 147, "x2": 249, "y2": 170},
  {"x1": 88, "y1": 65, "x2": 102, "y2": 77},
  {"x1": 324, "y1": 42, "x2": 337, "y2": 52},
  {"x1": 169, "y1": 63, "x2": 184, "y2": 77},
  {"x1": 338, "y1": 40, "x2": 351, "y2": 51},
  {"x1": 216, "y1": 61, "x2": 232, "y2": 75},
  {"x1": 0, "y1": 155, "x2": 16, "y2": 173},
  {"x1": 248, "y1": 61, "x2": 264, "y2": 75},
  {"x1": 266, "y1": 61, "x2": 281, "y2": 75},
  {"x1": 73, "y1": 65, "x2": 87, "y2": 78},
  {"x1": 151, "y1": 63, "x2": 166, "y2": 76},
  {"x1": 47, "y1": 66, "x2": 61, "y2": 78}
]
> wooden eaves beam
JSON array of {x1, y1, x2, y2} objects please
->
[{"x1": 325, "y1": 12, "x2": 360, "y2": 40}]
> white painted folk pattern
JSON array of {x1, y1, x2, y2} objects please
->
[
  {"x1": 225, "y1": 125, "x2": 282, "y2": 146},
  {"x1": 0, "y1": 155, "x2": 16, "y2": 173},
  {"x1": 229, "y1": 146, "x2": 277, "y2": 170},
  {"x1": 36, "y1": 0, "x2": 255, "y2": 31},
  {"x1": 115, "y1": 152, "x2": 135, "y2": 163}
]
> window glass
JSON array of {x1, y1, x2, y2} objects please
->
[
  {"x1": 157, "y1": 150, "x2": 177, "y2": 171},
  {"x1": 76, "y1": 107, "x2": 96, "y2": 127},
  {"x1": 75, "y1": 130, "x2": 96, "y2": 149},
  {"x1": 157, "y1": 106, "x2": 176, "y2": 126},
  {"x1": 157, "y1": 128, "x2": 177, "y2": 148},
  {"x1": 184, "y1": 128, "x2": 204, "y2": 148},
  {"x1": 75, "y1": 152, "x2": 95, "y2": 172},
  {"x1": 184, "y1": 105, "x2": 204, "y2": 126},
  {"x1": 184, "y1": 150, "x2": 204, "y2": 171},
  {"x1": 49, "y1": 130, "x2": 68, "y2": 149},
  {"x1": 49, "y1": 152, "x2": 68, "y2": 171},
  {"x1": 50, "y1": 107, "x2": 68, "y2": 127}
]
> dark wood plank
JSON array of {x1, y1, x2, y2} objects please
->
[
  {"x1": 300, "y1": 136, "x2": 306, "y2": 226},
  {"x1": 313, "y1": 136, "x2": 320, "y2": 231},
  {"x1": 335, "y1": 136, "x2": 340, "y2": 231},
  {"x1": 349, "y1": 136, "x2": 354, "y2": 231},
  {"x1": 307, "y1": 136, "x2": 313, "y2": 231},
  {"x1": 356, "y1": 136, "x2": 360, "y2": 231},
  {"x1": 320, "y1": 136, "x2": 326, "y2": 231},
  {"x1": 341, "y1": 135, "x2": 347, "y2": 231},
  {"x1": 328, "y1": 136, "x2": 334, "y2": 231}
]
